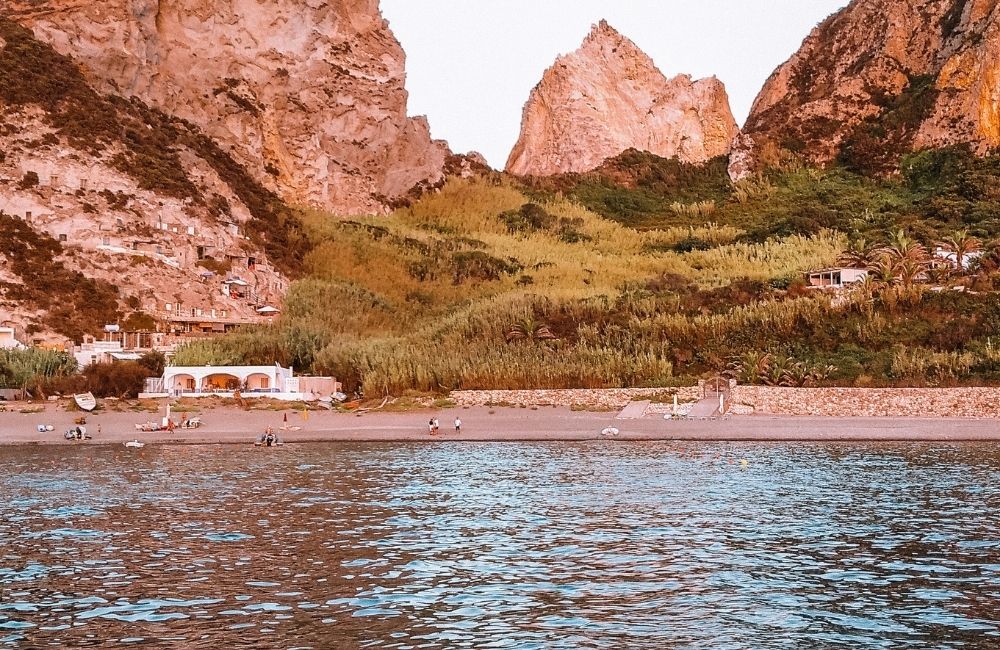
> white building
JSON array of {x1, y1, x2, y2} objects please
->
[
  {"x1": 0, "y1": 327, "x2": 25, "y2": 350},
  {"x1": 806, "y1": 267, "x2": 869, "y2": 289},
  {"x1": 933, "y1": 247, "x2": 983, "y2": 271},
  {"x1": 143, "y1": 363, "x2": 310, "y2": 401}
]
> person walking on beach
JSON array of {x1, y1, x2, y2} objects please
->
[
  {"x1": 428, "y1": 418, "x2": 435, "y2": 435},
  {"x1": 432, "y1": 418, "x2": 440, "y2": 435},
  {"x1": 454, "y1": 418, "x2": 462, "y2": 433}
]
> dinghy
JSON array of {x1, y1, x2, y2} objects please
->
[
  {"x1": 74, "y1": 392, "x2": 97, "y2": 411},
  {"x1": 124, "y1": 440, "x2": 145, "y2": 449}
]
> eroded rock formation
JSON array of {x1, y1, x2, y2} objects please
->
[
  {"x1": 734, "y1": 0, "x2": 1000, "y2": 178},
  {"x1": 506, "y1": 20, "x2": 739, "y2": 177},
  {"x1": 6, "y1": 0, "x2": 450, "y2": 213}
]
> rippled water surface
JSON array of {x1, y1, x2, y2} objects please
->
[{"x1": 1, "y1": 442, "x2": 999, "y2": 648}]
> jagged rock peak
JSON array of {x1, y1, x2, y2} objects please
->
[
  {"x1": 732, "y1": 0, "x2": 1000, "y2": 179},
  {"x1": 506, "y1": 20, "x2": 739, "y2": 176},
  {"x1": 5, "y1": 0, "x2": 450, "y2": 214}
]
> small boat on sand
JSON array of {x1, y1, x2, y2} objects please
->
[
  {"x1": 124, "y1": 440, "x2": 145, "y2": 449},
  {"x1": 74, "y1": 392, "x2": 97, "y2": 411}
]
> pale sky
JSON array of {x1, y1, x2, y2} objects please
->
[{"x1": 381, "y1": 0, "x2": 850, "y2": 168}]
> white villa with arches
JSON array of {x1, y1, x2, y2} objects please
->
[{"x1": 143, "y1": 363, "x2": 303, "y2": 400}]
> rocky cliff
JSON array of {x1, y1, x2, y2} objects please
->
[
  {"x1": 506, "y1": 20, "x2": 739, "y2": 177},
  {"x1": 0, "y1": 17, "x2": 290, "y2": 345},
  {"x1": 5, "y1": 0, "x2": 450, "y2": 214},
  {"x1": 734, "y1": 0, "x2": 1000, "y2": 178}
]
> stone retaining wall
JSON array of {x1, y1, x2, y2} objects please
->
[
  {"x1": 452, "y1": 386, "x2": 1000, "y2": 418},
  {"x1": 451, "y1": 388, "x2": 702, "y2": 410},
  {"x1": 732, "y1": 387, "x2": 1000, "y2": 418}
]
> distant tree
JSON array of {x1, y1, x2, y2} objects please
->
[
  {"x1": 137, "y1": 350, "x2": 166, "y2": 377},
  {"x1": 838, "y1": 237, "x2": 881, "y2": 269},
  {"x1": 938, "y1": 229, "x2": 981, "y2": 272},
  {"x1": 505, "y1": 318, "x2": 558, "y2": 345},
  {"x1": 881, "y1": 229, "x2": 929, "y2": 265}
]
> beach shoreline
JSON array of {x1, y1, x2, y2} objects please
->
[{"x1": 2, "y1": 402, "x2": 1000, "y2": 446}]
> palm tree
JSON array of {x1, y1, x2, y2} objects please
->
[
  {"x1": 881, "y1": 229, "x2": 929, "y2": 265},
  {"x1": 838, "y1": 237, "x2": 881, "y2": 269},
  {"x1": 895, "y1": 257, "x2": 927, "y2": 288},
  {"x1": 868, "y1": 256, "x2": 900, "y2": 285},
  {"x1": 505, "y1": 317, "x2": 558, "y2": 345},
  {"x1": 938, "y1": 229, "x2": 981, "y2": 273}
]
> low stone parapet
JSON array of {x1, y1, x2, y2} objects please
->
[
  {"x1": 451, "y1": 387, "x2": 701, "y2": 410},
  {"x1": 451, "y1": 386, "x2": 1000, "y2": 418},
  {"x1": 732, "y1": 387, "x2": 1000, "y2": 418}
]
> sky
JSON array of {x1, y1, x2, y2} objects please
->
[{"x1": 380, "y1": 0, "x2": 850, "y2": 169}]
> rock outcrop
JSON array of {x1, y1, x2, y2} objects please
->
[
  {"x1": 734, "y1": 0, "x2": 1000, "y2": 178},
  {"x1": 0, "y1": 17, "x2": 288, "y2": 344},
  {"x1": 506, "y1": 20, "x2": 739, "y2": 177},
  {"x1": 5, "y1": 0, "x2": 450, "y2": 214}
]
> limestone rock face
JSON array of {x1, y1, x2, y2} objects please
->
[
  {"x1": 6, "y1": 0, "x2": 449, "y2": 213},
  {"x1": 506, "y1": 20, "x2": 739, "y2": 176},
  {"x1": 735, "y1": 0, "x2": 1000, "y2": 178}
]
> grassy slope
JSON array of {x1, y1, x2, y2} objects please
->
[{"x1": 174, "y1": 144, "x2": 1000, "y2": 394}]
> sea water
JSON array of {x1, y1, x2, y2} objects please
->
[{"x1": 1, "y1": 442, "x2": 998, "y2": 648}]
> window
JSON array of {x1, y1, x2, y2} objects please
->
[
  {"x1": 102, "y1": 237, "x2": 110, "y2": 246},
  {"x1": 58, "y1": 234, "x2": 67, "y2": 242},
  {"x1": 197, "y1": 246, "x2": 205, "y2": 260},
  {"x1": 24, "y1": 211, "x2": 31, "y2": 221}
]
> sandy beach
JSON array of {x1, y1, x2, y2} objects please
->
[{"x1": 2, "y1": 402, "x2": 1000, "y2": 445}]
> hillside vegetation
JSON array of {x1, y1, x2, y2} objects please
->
[{"x1": 172, "y1": 145, "x2": 1000, "y2": 394}]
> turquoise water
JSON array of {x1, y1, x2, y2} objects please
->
[{"x1": 1, "y1": 442, "x2": 998, "y2": 648}]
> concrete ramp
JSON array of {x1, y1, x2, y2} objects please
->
[
  {"x1": 686, "y1": 398, "x2": 721, "y2": 419},
  {"x1": 616, "y1": 401, "x2": 651, "y2": 420}
]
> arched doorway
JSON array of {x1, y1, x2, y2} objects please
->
[
  {"x1": 246, "y1": 373, "x2": 272, "y2": 392},
  {"x1": 202, "y1": 373, "x2": 241, "y2": 392},
  {"x1": 170, "y1": 374, "x2": 196, "y2": 393}
]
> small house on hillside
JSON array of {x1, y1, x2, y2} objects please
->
[{"x1": 806, "y1": 267, "x2": 868, "y2": 290}]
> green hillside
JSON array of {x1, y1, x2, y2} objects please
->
[{"x1": 174, "y1": 147, "x2": 1000, "y2": 393}]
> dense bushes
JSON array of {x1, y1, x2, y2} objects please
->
[{"x1": 0, "y1": 348, "x2": 77, "y2": 391}]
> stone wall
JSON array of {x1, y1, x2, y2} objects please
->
[
  {"x1": 452, "y1": 386, "x2": 1000, "y2": 418},
  {"x1": 732, "y1": 387, "x2": 1000, "y2": 418},
  {"x1": 451, "y1": 388, "x2": 702, "y2": 410}
]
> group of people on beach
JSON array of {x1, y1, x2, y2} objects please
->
[{"x1": 428, "y1": 417, "x2": 461, "y2": 435}]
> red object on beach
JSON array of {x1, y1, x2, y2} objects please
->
[{"x1": 283, "y1": 412, "x2": 288, "y2": 423}]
